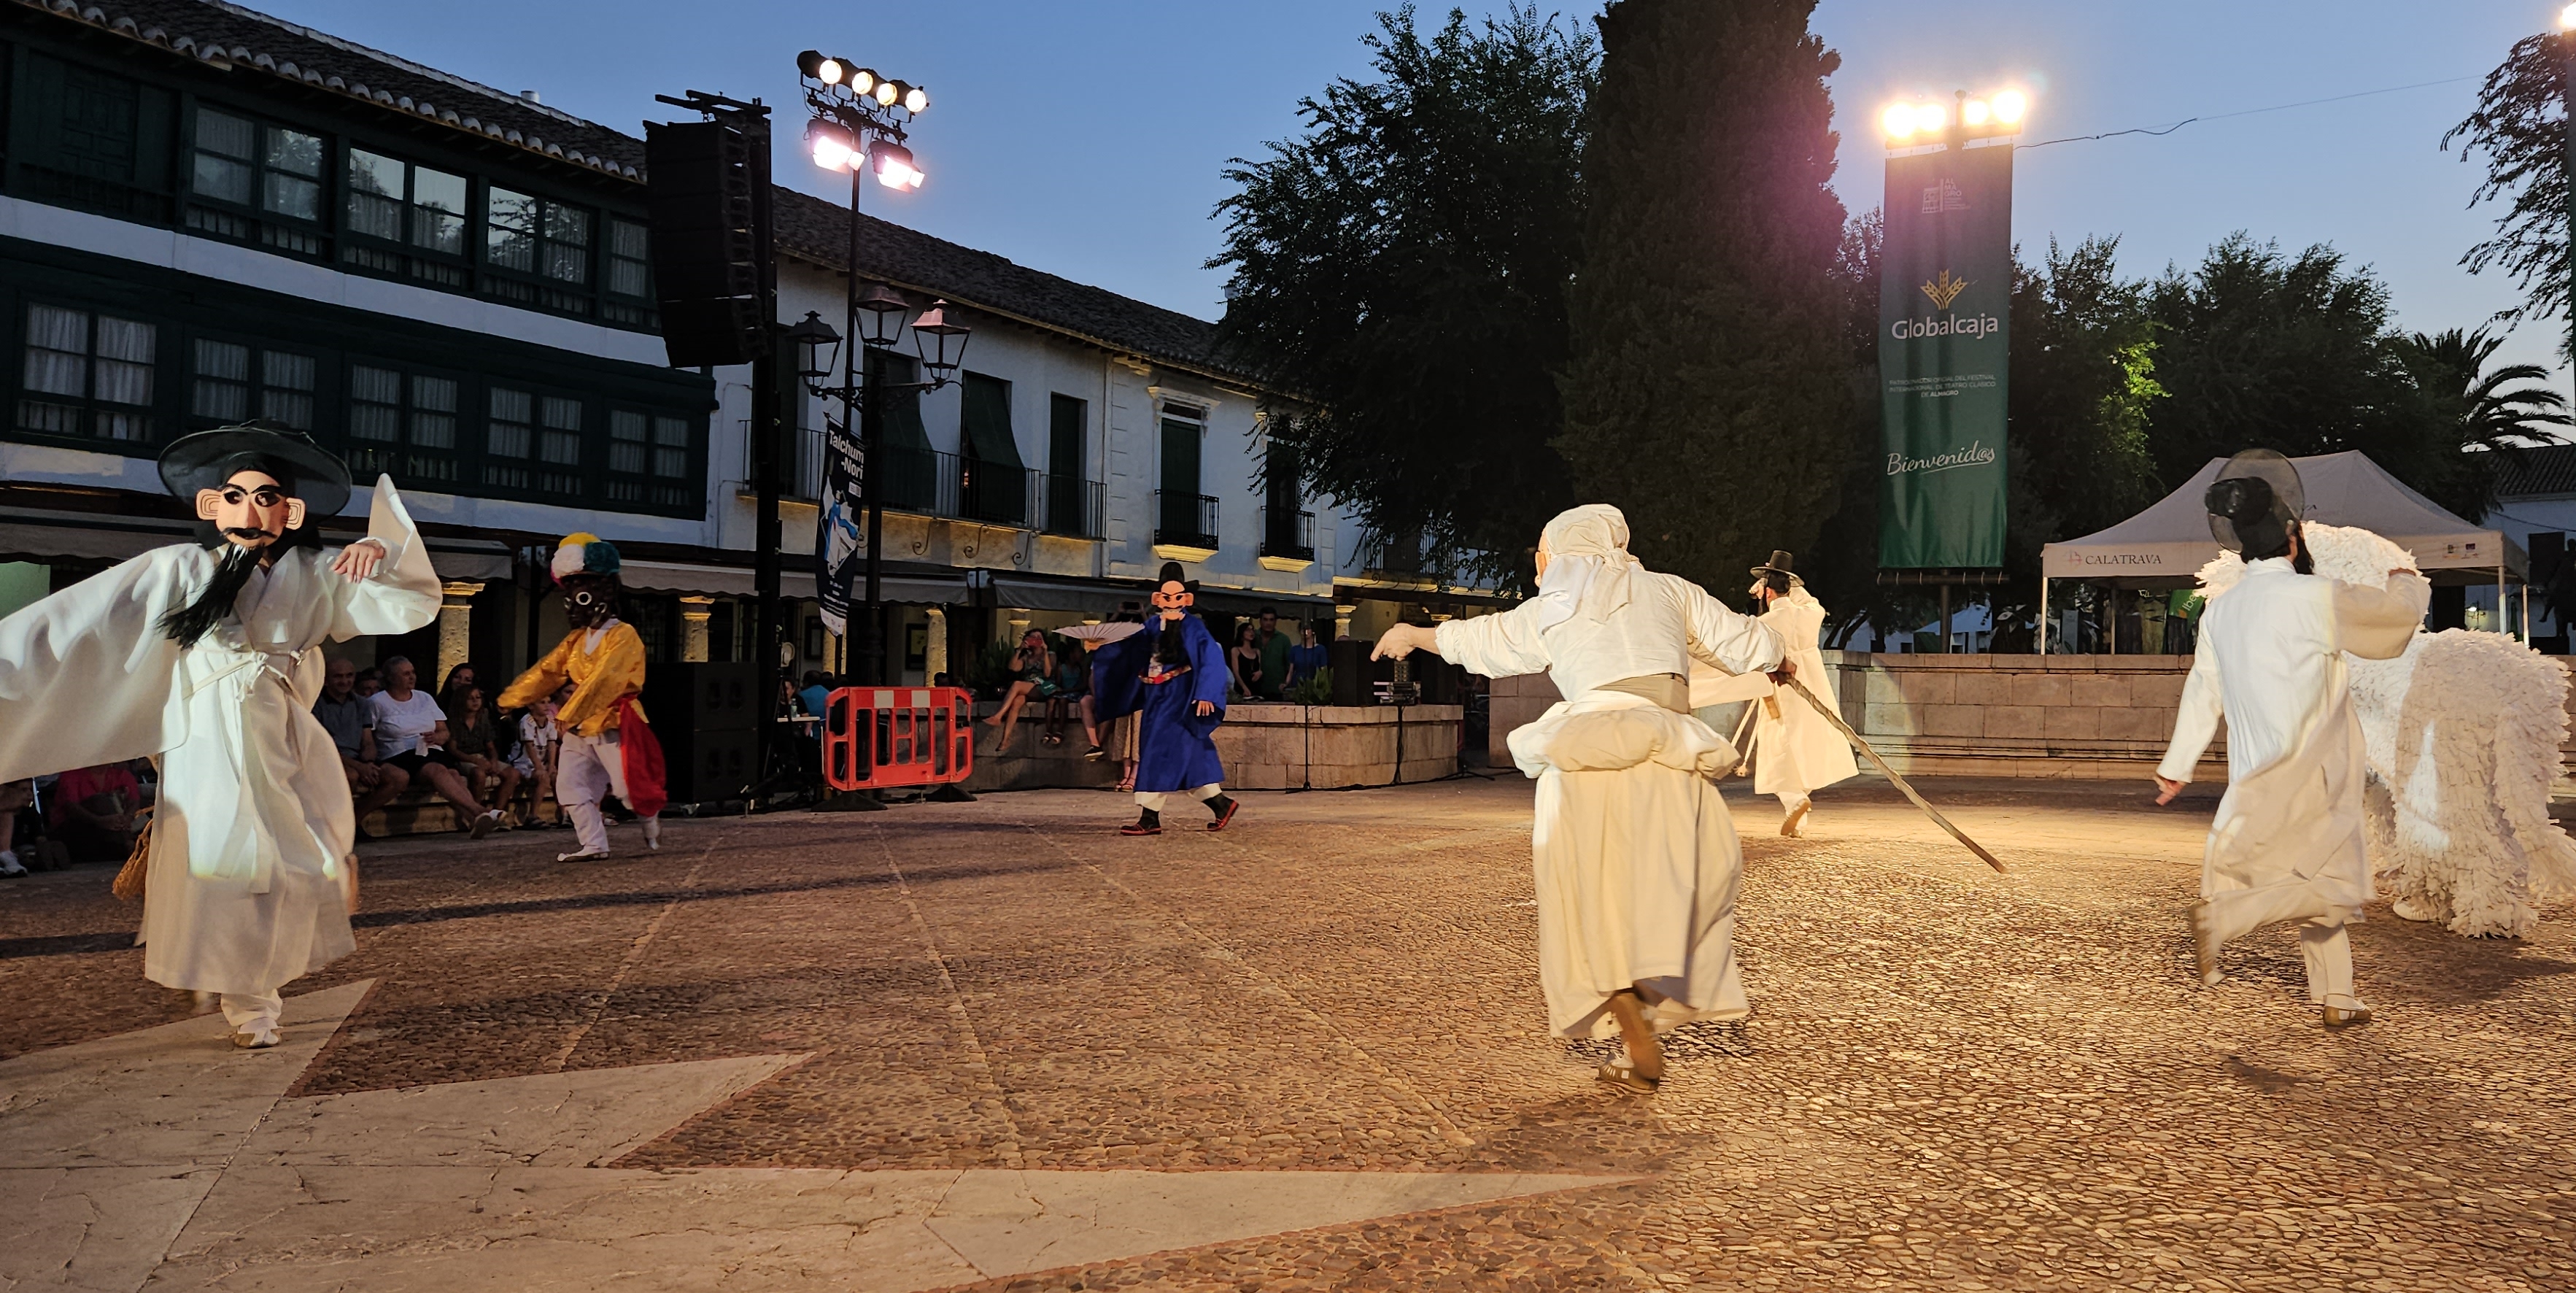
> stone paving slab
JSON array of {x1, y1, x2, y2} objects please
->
[{"x1": 0, "y1": 777, "x2": 2571, "y2": 1291}]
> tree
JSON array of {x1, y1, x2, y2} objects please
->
[
  {"x1": 2140, "y1": 233, "x2": 2407, "y2": 483},
  {"x1": 1209, "y1": 5, "x2": 1596, "y2": 589},
  {"x1": 2383, "y1": 327, "x2": 2569, "y2": 517},
  {"x1": 2444, "y1": 34, "x2": 2572, "y2": 360},
  {"x1": 1554, "y1": 0, "x2": 1854, "y2": 592}
]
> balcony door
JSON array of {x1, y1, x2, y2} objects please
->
[{"x1": 1159, "y1": 412, "x2": 1203, "y2": 543}]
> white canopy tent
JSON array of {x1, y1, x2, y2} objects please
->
[{"x1": 2036, "y1": 450, "x2": 2526, "y2": 655}]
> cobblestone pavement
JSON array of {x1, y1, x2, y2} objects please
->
[{"x1": 2, "y1": 776, "x2": 2572, "y2": 1292}]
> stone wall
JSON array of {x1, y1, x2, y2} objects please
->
[
  {"x1": 1482, "y1": 655, "x2": 2220, "y2": 781},
  {"x1": 961, "y1": 701, "x2": 1463, "y2": 793}
]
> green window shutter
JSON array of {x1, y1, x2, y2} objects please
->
[
  {"x1": 873, "y1": 352, "x2": 936, "y2": 512},
  {"x1": 959, "y1": 372, "x2": 1024, "y2": 470},
  {"x1": 1048, "y1": 393, "x2": 1084, "y2": 479},
  {"x1": 1160, "y1": 418, "x2": 1200, "y2": 496}
]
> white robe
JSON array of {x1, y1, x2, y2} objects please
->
[
  {"x1": 2157, "y1": 558, "x2": 2429, "y2": 914},
  {"x1": 1738, "y1": 590, "x2": 1857, "y2": 799},
  {"x1": 0, "y1": 477, "x2": 440, "y2": 995},
  {"x1": 1436, "y1": 570, "x2": 1784, "y2": 1039}
]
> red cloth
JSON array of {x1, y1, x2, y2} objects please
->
[
  {"x1": 614, "y1": 697, "x2": 668, "y2": 817},
  {"x1": 50, "y1": 763, "x2": 139, "y2": 824}
]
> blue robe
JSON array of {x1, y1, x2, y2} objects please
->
[{"x1": 1092, "y1": 614, "x2": 1229, "y2": 794}]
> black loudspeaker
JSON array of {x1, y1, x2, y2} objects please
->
[
  {"x1": 662, "y1": 727, "x2": 756, "y2": 805},
  {"x1": 643, "y1": 120, "x2": 767, "y2": 368},
  {"x1": 639, "y1": 661, "x2": 759, "y2": 733}
]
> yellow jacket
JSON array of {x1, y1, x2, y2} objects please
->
[{"x1": 499, "y1": 621, "x2": 648, "y2": 738}]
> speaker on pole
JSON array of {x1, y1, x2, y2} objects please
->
[{"x1": 644, "y1": 120, "x2": 767, "y2": 368}]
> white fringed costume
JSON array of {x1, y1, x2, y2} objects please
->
[
  {"x1": 2198, "y1": 524, "x2": 2576, "y2": 938},
  {"x1": 1432, "y1": 506, "x2": 1785, "y2": 1040}
]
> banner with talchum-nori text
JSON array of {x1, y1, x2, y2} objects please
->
[
  {"x1": 1878, "y1": 141, "x2": 2011, "y2": 568},
  {"x1": 815, "y1": 417, "x2": 862, "y2": 637}
]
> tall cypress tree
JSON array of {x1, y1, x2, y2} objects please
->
[{"x1": 1556, "y1": 0, "x2": 1854, "y2": 590}]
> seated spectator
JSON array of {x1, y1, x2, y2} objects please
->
[
  {"x1": 50, "y1": 761, "x2": 142, "y2": 863},
  {"x1": 1285, "y1": 623, "x2": 1331, "y2": 695},
  {"x1": 438, "y1": 662, "x2": 478, "y2": 714},
  {"x1": 315, "y1": 657, "x2": 409, "y2": 835},
  {"x1": 980, "y1": 629, "x2": 1053, "y2": 754},
  {"x1": 0, "y1": 779, "x2": 31, "y2": 876},
  {"x1": 365, "y1": 655, "x2": 504, "y2": 839},
  {"x1": 355, "y1": 665, "x2": 384, "y2": 698},
  {"x1": 515, "y1": 694, "x2": 563, "y2": 827},
  {"x1": 1043, "y1": 639, "x2": 1095, "y2": 751},
  {"x1": 446, "y1": 686, "x2": 522, "y2": 821}
]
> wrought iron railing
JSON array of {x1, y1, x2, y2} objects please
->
[
  {"x1": 1155, "y1": 491, "x2": 1221, "y2": 550},
  {"x1": 1259, "y1": 506, "x2": 1315, "y2": 560},
  {"x1": 1041, "y1": 473, "x2": 1106, "y2": 539},
  {"x1": 780, "y1": 423, "x2": 1106, "y2": 534}
]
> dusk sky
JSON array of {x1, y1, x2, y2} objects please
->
[{"x1": 255, "y1": 1, "x2": 2564, "y2": 379}]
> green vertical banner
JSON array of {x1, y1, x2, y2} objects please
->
[{"x1": 1879, "y1": 142, "x2": 2011, "y2": 568}]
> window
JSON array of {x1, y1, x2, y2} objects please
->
[
  {"x1": 17, "y1": 304, "x2": 155, "y2": 441},
  {"x1": 484, "y1": 386, "x2": 535, "y2": 490},
  {"x1": 344, "y1": 363, "x2": 459, "y2": 485},
  {"x1": 538, "y1": 394, "x2": 586, "y2": 496},
  {"x1": 1156, "y1": 403, "x2": 1214, "y2": 549},
  {"x1": 186, "y1": 107, "x2": 323, "y2": 254},
  {"x1": 606, "y1": 409, "x2": 695, "y2": 507},
  {"x1": 958, "y1": 373, "x2": 1026, "y2": 525},
  {"x1": 189, "y1": 340, "x2": 317, "y2": 430},
  {"x1": 602, "y1": 217, "x2": 655, "y2": 327},
  {"x1": 1045, "y1": 393, "x2": 1096, "y2": 539},
  {"x1": 343, "y1": 150, "x2": 468, "y2": 285},
  {"x1": 16, "y1": 54, "x2": 171, "y2": 221},
  {"x1": 487, "y1": 189, "x2": 595, "y2": 314}
]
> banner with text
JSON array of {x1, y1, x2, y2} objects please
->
[
  {"x1": 1878, "y1": 142, "x2": 2011, "y2": 568},
  {"x1": 815, "y1": 417, "x2": 862, "y2": 637}
]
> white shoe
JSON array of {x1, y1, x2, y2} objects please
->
[
  {"x1": 2322, "y1": 995, "x2": 2373, "y2": 1028},
  {"x1": 642, "y1": 817, "x2": 660, "y2": 852},
  {"x1": 2390, "y1": 897, "x2": 2436, "y2": 922},
  {"x1": 556, "y1": 849, "x2": 611, "y2": 863},
  {"x1": 470, "y1": 810, "x2": 503, "y2": 840},
  {"x1": 231, "y1": 1026, "x2": 282, "y2": 1049},
  {"x1": 0, "y1": 849, "x2": 24, "y2": 878}
]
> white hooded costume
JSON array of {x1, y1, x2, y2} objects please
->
[
  {"x1": 2157, "y1": 552, "x2": 2428, "y2": 1007},
  {"x1": 1733, "y1": 585, "x2": 1857, "y2": 818},
  {"x1": 0, "y1": 475, "x2": 440, "y2": 1033},
  {"x1": 1431, "y1": 505, "x2": 1785, "y2": 1040}
]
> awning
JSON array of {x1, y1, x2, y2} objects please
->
[
  {"x1": 991, "y1": 574, "x2": 1139, "y2": 614},
  {"x1": 0, "y1": 517, "x2": 512, "y2": 579},
  {"x1": 622, "y1": 558, "x2": 970, "y2": 606}
]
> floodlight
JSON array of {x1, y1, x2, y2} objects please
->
[
  {"x1": 1881, "y1": 103, "x2": 1916, "y2": 139},
  {"x1": 1962, "y1": 99, "x2": 1990, "y2": 126},
  {"x1": 1992, "y1": 90, "x2": 2027, "y2": 125},
  {"x1": 805, "y1": 117, "x2": 855, "y2": 171}
]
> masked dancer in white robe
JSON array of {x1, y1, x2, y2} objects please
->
[
  {"x1": 1374, "y1": 504, "x2": 1787, "y2": 1092},
  {"x1": 0, "y1": 425, "x2": 441, "y2": 1048},
  {"x1": 2154, "y1": 451, "x2": 2427, "y2": 1028},
  {"x1": 1738, "y1": 551, "x2": 1857, "y2": 835}
]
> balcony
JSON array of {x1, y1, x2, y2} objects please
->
[
  {"x1": 1258, "y1": 506, "x2": 1315, "y2": 571},
  {"x1": 778, "y1": 424, "x2": 1105, "y2": 536},
  {"x1": 1153, "y1": 491, "x2": 1221, "y2": 556},
  {"x1": 1040, "y1": 472, "x2": 1105, "y2": 540}
]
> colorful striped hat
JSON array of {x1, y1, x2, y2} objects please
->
[{"x1": 551, "y1": 532, "x2": 622, "y2": 582}]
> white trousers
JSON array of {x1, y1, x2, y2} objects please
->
[
  {"x1": 1136, "y1": 783, "x2": 1221, "y2": 812},
  {"x1": 559, "y1": 727, "x2": 654, "y2": 856},
  {"x1": 220, "y1": 991, "x2": 282, "y2": 1034},
  {"x1": 1773, "y1": 791, "x2": 1808, "y2": 814},
  {"x1": 2205, "y1": 876, "x2": 2359, "y2": 1004}
]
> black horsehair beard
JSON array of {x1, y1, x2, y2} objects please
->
[{"x1": 160, "y1": 542, "x2": 265, "y2": 646}]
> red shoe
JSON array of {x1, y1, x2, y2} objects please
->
[
  {"x1": 1205, "y1": 795, "x2": 1239, "y2": 831},
  {"x1": 1120, "y1": 810, "x2": 1162, "y2": 836}
]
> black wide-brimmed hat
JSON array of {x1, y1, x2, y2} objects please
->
[
  {"x1": 2205, "y1": 449, "x2": 2305, "y2": 556},
  {"x1": 1750, "y1": 549, "x2": 1798, "y2": 580},
  {"x1": 157, "y1": 422, "x2": 352, "y2": 516}
]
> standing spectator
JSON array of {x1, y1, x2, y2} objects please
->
[
  {"x1": 314, "y1": 657, "x2": 409, "y2": 834},
  {"x1": 365, "y1": 655, "x2": 504, "y2": 838},
  {"x1": 515, "y1": 692, "x2": 563, "y2": 827},
  {"x1": 1253, "y1": 607, "x2": 1294, "y2": 700},
  {"x1": 980, "y1": 629, "x2": 1053, "y2": 754},
  {"x1": 50, "y1": 761, "x2": 143, "y2": 862},
  {"x1": 1229, "y1": 622, "x2": 1264, "y2": 700},
  {"x1": 446, "y1": 686, "x2": 522, "y2": 820},
  {"x1": 0, "y1": 779, "x2": 31, "y2": 876},
  {"x1": 1284, "y1": 622, "x2": 1331, "y2": 695},
  {"x1": 355, "y1": 665, "x2": 383, "y2": 698}
]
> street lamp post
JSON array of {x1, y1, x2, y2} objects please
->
[
  {"x1": 2561, "y1": 7, "x2": 2576, "y2": 414},
  {"x1": 797, "y1": 52, "x2": 967, "y2": 687}
]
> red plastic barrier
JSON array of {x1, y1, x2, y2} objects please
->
[{"x1": 821, "y1": 686, "x2": 975, "y2": 791}]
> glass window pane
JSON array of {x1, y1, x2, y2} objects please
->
[
  {"x1": 348, "y1": 149, "x2": 404, "y2": 197},
  {"x1": 611, "y1": 219, "x2": 649, "y2": 259},
  {"x1": 263, "y1": 351, "x2": 316, "y2": 390},
  {"x1": 412, "y1": 169, "x2": 465, "y2": 216},
  {"x1": 411, "y1": 169, "x2": 467, "y2": 256},
  {"x1": 263, "y1": 173, "x2": 320, "y2": 222},
  {"x1": 541, "y1": 395, "x2": 583, "y2": 431},
  {"x1": 194, "y1": 109, "x2": 253, "y2": 158},
  {"x1": 23, "y1": 305, "x2": 88, "y2": 398},
  {"x1": 653, "y1": 447, "x2": 686, "y2": 478},
  {"x1": 610, "y1": 441, "x2": 644, "y2": 474},
  {"x1": 260, "y1": 388, "x2": 313, "y2": 430},
  {"x1": 543, "y1": 242, "x2": 588, "y2": 285},
  {"x1": 608, "y1": 258, "x2": 649, "y2": 298},
  {"x1": 95, "y1": 410, "x2": 150, "y2": 441},
  {"x1": 193, "y1": 153, "x2": 253, "y2": 205},
  {"x1": 486, "y1": 189, "x2": 537, "y2": 271},
  {"x1": 611, "y1": 410, "x2": 646, "y2": 442},
  {"x1": 90, "y1": 318, "x2": 154, "y2": 406},
  {"x1": 487, "y1": 387, "x2": 533, "y2": 459},
  {"x1": 411, "y1": 375, "x2": 457, "y2": 413},
  {"x1": 191, "y1": 337, "x2": 248, "y2": 420},
  {"x1": 653, "y1": 415, "x2": 689, "y2": 447},
  {"x1": 412, "y1": 411, "x2": 454, "y2": 449},
  {"x1": 490, "y1": 387, "x2": 532, "y2": 423},
  {"x1": 266, "y1": 128, "x2": 321, "y2": 177},
  {"x1": 350, "y1": 365, "x2": 401, "y2": 404},
  {"x1": 539, "y1": 431, "x2": 581, "y2": 466},
  {"x1": 193, "y1": 338, "x2": 250, "y2": 382},
  {"x1": 94, "y1": 317, "x2": 153, "y2": 364},
  {"x1": 544, "y1": 203, "x2": 591, "y2": 247},
  {"x1": 347, "y1": 150, "x2": 406, "y2": 241}
]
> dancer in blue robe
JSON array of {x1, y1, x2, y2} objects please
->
[{"x1": 1089, "y1": 563, "x2": 1239, "y2": 835}]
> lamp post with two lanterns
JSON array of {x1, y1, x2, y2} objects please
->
[{"x1": 794, "y1": 50, "x2": 970, "y2": 688}]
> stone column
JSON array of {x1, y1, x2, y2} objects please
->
[
  {"x1": 436, "y1": 580, "x2": 483, "y2": 684},
  {"x1": 926, "y1": 607, "x2": 948, "y2": 682},
  {"x1": 1334, "y1": 603, "x2": 1357, "y2": 641},
  {"x1": 680, "y1": 595, "x2": 715, "y2": 663}
]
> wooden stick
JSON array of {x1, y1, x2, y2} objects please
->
[{"x1": 1777, "y1": 674, "x2": 2010, "y2": 875}]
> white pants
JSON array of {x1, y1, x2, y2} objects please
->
[
  {"x1": 559, "y1": 727, "x2": 654, "y2": 856},
  {"x1": 1136, "y1": 783, "x2": 1221, "y2": 812},
  {"x1": 2205, "y1": 876, "x2": 2359, "y2": 1004},
  {"x1": 220, "y1": 991, "x2": 282, "y2": 1035},
  {"x1": 1774, "y1": 791, "x2": 1808, "y2": 814}
]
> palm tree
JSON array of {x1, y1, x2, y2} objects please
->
[{"x1": 2387, "y1": 327, "x2": 2569, "y2": 517}]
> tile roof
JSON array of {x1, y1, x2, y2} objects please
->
[
  {"x1": 2492, "y1": 443, "x2": 2576, "y2": 499},
  {"x1": 770, "y1": 188, "x2": 1248, "y2": 384},
  {"x1": 16, "y1": 0, "x2": 1253, "y2": 382},
  {"x1": 12, "y1": 0, "x2": 644, "y2": 179}
]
